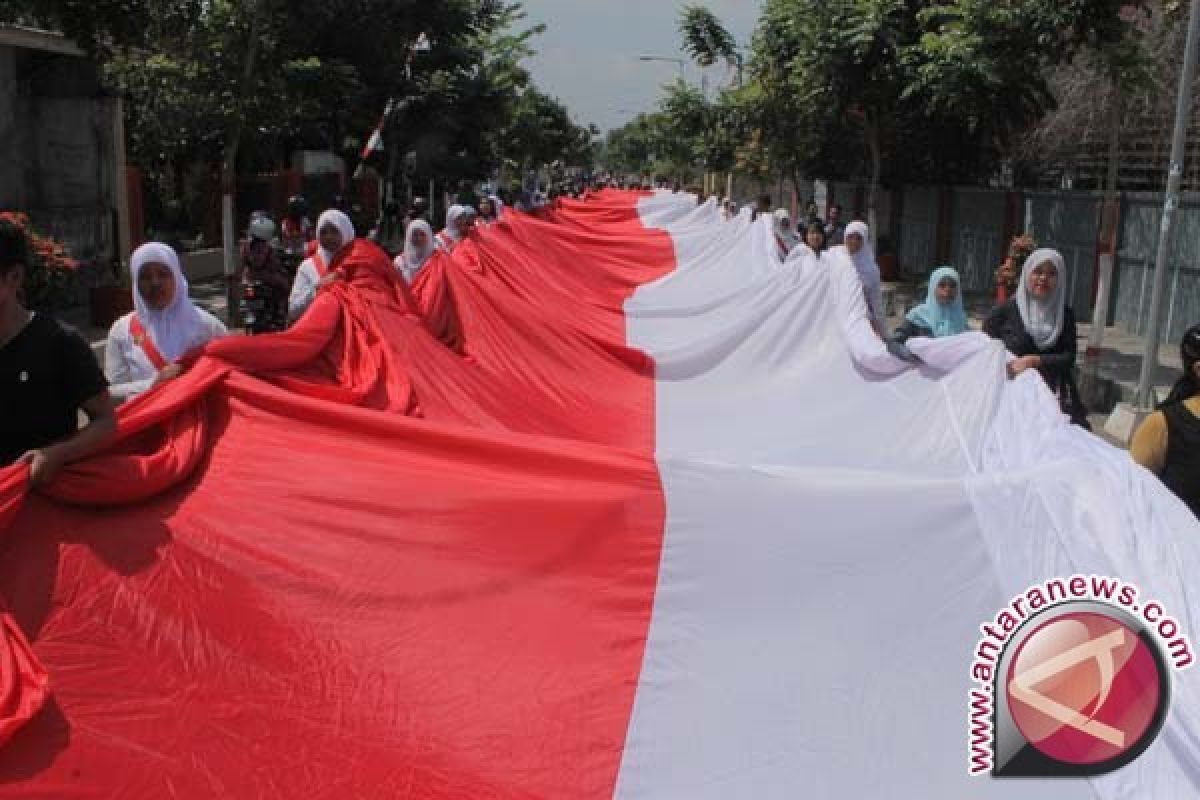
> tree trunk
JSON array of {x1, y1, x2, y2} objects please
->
[
  {"x1": 790, "y1": 166, "x2": 802, "y2": 220},
  {"x1": 865, "y1": 117, "x2": 882, "y2": 246},
  {"x1": 223, "y1": 0, "x2": 264, "y2": 327},
  {"x1": 1088, "y1": 84, "x2": 1124, "y2": 356}
]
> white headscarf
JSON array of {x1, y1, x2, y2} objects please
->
[
  {"x1": 442, "y1": 205, "x2": 468, "y2": 242},
  {"x1": 130, "y1": 242, "x2": 208, "y2": 362},
  {"x1": 774, "y1": 209, "x2": 798, "y2": 252},
  {"x1": 316, "y1": 209, "x2": 355, "y2": 265},
  {"x1": 400, "y1": 219, "x2": 435, "y2": 282},
  {"x1": 1016, "y1": 248, "x2": 1067, "y2": 349},
  {"x1": 837, "y1": 220, "x2": 882, "y2": 317},
  {"x1": 487, "y1": 194, "x2": 504, "y2": 221}
]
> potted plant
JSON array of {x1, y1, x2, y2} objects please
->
[
  {"x1": 995, "y1": 233, "x2": 1037, "y2": 303},
  {"x1": 0, "y1": 211, "x2": 82, "y2": 314}
]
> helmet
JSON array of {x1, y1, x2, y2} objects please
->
[{"x1": 248, "y1": 215, "x2": 276, "y2": 241}]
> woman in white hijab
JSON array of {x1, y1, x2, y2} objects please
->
[
  {"x1": 288, "y1": 209, "x2": 355, "y2": 322},
  {"x1": 984, "y1": 248, "x2": 1087, "y2": 424},
  {"x1": 394, "y1": 219, "x2": 436, "y2": 284},
  {"x1": 832, "y1": 220, "x2": 887, "y2": 337},
  {"x1": 436, "y1": 205, "x2": 472, "y2": 252},
  {"x1": 773, "y1": 209, "x2": 799, "y2": 258},
  {"x1": 105, "y1": 242, "x2": 227, "y2": 402}
]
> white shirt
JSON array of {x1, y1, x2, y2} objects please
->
[
  {"x1": 393, "y1": 255, "x2": 428, "y2": 285},
  {"x1": 288, "y1": 257, "x2": 322, "y2": 322},
  {"x1": 105, "y1": 310, "x2": 227, "y2": 402}
]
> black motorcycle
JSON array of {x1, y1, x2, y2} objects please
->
[
  {"x1": 239, "y1": 280, "x2": 286, "y2": 335},
  {"x1": 280, "y1": 238, "x2": 307, "y2": 278}
]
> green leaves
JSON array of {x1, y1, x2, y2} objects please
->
[
  {"x1": 679, "y1": 5, "x2": 739, "y2": 69},
  {"x1": 733, "y1": 0, "x2": 1149, "y2": 186},
  {"x1": 499, "y1": 88, "x2": 595, "y2": 172}
]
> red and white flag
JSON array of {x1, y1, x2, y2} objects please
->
[{"x1": 0, "y1": 192, "x2": 1196, "y2": 798}]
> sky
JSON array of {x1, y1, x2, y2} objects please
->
[{"x1": 517, "y1": 0, "x2": 765, "y2": 133}]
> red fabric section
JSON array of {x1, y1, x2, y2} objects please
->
[
  {"x1": 128, "y1": 315, "x2": 168, "y2": 370},
  {"x1": 311, "y1": 249, "x2": 329, "y2": 278},
  {"x1": 0, "y1": 192, "x2": 675, "y2": 798}
]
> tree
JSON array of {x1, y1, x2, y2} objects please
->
[
  {"x1": 679, "y1": 5, "x2": 739, "y2": 72},
  {"x1": 604, "y1": 114, "x2": 670, "y2": 178},
  {"x1": 746, "y1": 0, "x2": 1148, "y2": 234},
  {"x1": 1013, "y1": 3, "x2": 1161, "y2": 188},
  {"x1": 379, "y1": 2, "x2": 545, "y2": 197},
  {"x1": 500, "y1": 88, "x2": 595, "y2": 174},
  {"x1": 0, "y1": 0, "x2": 149, "y2": 53}
]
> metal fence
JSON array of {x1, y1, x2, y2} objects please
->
[
  {"x1": 1115, "y1": 192, "x2": 1200, "y2": 344},
  {"x1": 897, "y1": 187, "x2": 938, "y2": 283},
  {"x1": 882, "y1": 186, "x2": 1099, "y2": 306},
  {"x1": 950, "y1": 188, "x2": 1006, "y2": 295},
  {"x1": 1022, "y1": 191, "x2": 1102, "y2": 318}
]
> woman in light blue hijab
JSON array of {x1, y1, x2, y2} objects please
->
[{"x1": 892, "y1": 266, "x2": 969, "y2": 344}]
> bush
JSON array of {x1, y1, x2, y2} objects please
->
[{"x1": 0, "y1": 212, "x2": 80, "y2": 312}]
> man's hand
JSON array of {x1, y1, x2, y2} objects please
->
[{"x1": 16, "y1": 447, "x2": 66, "y2": 488}]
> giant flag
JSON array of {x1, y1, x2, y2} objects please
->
[{"x1": 0, "y1": 191, "x2": 1197, "y2": 798}]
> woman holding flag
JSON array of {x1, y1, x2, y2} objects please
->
[
  {"x1": 105, "y1": 242, "x2": 227, "y2": 402},
  {"x1": 288, "y1": 209, "x2": 356, "y2": 323}
]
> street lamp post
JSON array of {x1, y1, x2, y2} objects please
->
[{"x1": 638, "y1": 55, "x2": 685, "y2": 82}]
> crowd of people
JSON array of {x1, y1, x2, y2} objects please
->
[
  {"x1": 1, "y1": 182, "x2": 1197, "y2": 519},
  {"x1": 762, "y1": 200, "x2": 1088, "y2": 424},
  {"x1": 739, "y1": 191, "x2": 1200, "y2": 514}
]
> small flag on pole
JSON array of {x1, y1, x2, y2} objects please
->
[{"x1": 353, "y1": 106, "x2": 389, "y2": 180}]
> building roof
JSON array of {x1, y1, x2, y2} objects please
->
[{"x1": 0, "y1": 26, "x2": 85, "y2": 58}]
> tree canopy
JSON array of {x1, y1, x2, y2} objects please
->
[
  {"x1": 2, "y1": 0, "x2": 595, "y2": 232},
  {"x1": 606, "y1": 0, "x2": 1152, "y2": 195}
]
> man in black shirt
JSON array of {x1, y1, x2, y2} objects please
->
[
  {"x1": 0, "y1": 219, "x2": 115, "y2": 485},
  {"x1": 825, "y1": 204, "x2": 846, "y2": 247}
]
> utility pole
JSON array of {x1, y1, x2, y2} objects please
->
[
  {"x1": 1107, "y1": 0, "x2": 1200, "y2": 441},
  {"x1": 1135, "y1": 0, "x2": 1200, "y2": 407}
]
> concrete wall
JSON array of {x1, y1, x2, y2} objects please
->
[
  {"x1": 0, "y1": 46, "x2": 28, "y2": 209},
  {"x1": 181, "y1": 249, "x2": 225, "y2": 282},
  {"x1": 0, "y1": 43, "x2": 116, "y2": 267}
]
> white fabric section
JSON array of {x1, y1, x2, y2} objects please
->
[{"x1": 616, "y1": 191, "x2": 1200, "y2": 799}]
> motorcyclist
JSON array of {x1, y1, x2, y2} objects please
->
[
  {"x1": 240, "y1": 215, "x2": 290, "y2": 332},
  {"x1": 281, "y1": 195, "x2": 313, "y2": 244}
]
